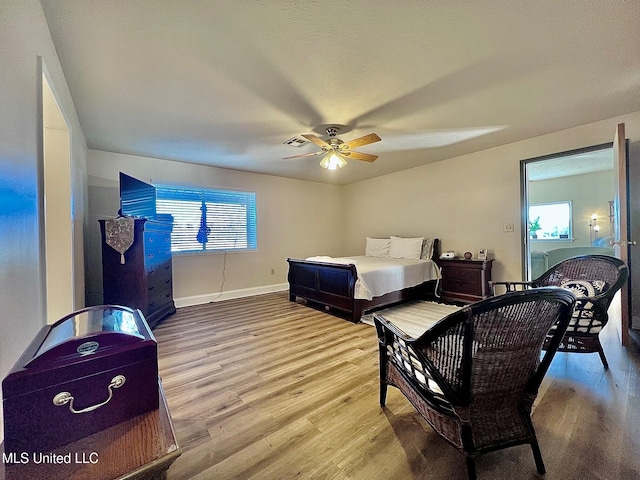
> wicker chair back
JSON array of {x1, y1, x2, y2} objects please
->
[{"x1": 490, "y1": 254, "x2": 628, "y2": 368}]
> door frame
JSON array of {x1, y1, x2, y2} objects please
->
[
  {"x1": 38, "y1": 58, "x2": 75, "y2": 323},
  {"x1": 612, "y1": 123, "x2": 631, "y2": 346},
  {"x1": 519, "y1": 141, "x2": 614, "y2": 280}
]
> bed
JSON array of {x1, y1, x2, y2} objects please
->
[{"x1": 287, "y1": 237, "x2": 440, "y2": 322}]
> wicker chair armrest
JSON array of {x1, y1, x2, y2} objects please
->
[
  {"x1": 489, "y1": 281, "x2": 534, "y2": 295},
  {"x1": 373, "y1": 313, "x2": 416, "y2": 343}
]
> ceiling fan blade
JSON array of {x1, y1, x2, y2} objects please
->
[
  {"x1": 282, "y1": 151, "x2": 325, "y2": 160},
  {"x1": 344, "y1": 151, "x2": 378, "y2": 163},
  {"x1": 342, "y1": 133, "x2": 381, "y2": 150},
  {"x1": 302, "y1": 134, "x2": 331, "y2": 149}
]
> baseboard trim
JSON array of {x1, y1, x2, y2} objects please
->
[{"x1": 174, "y1": 283, "x2": 289, "y2": 308}]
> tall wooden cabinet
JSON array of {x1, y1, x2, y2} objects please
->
[{"x1": 100, "y1": 217, "x2": 176, "y2": 328}]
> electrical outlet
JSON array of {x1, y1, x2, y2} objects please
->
[{"x1": 503, "y1": 223, "x2": 515, "y2": 233}]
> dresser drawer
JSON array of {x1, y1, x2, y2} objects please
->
[{"x1": 144, "y1": 233, "x2": 171, "y2": 260}]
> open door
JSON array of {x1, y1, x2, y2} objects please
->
[{"x1": 612, "y1": 123, "x2": 632, "y2": 346}]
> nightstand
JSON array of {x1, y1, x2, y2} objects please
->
[{"x1": 436, "y1": 258, "x2": 494, "y2": 304}]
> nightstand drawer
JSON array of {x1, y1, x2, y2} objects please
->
[
  {"x1": 442, "y1": 268, "x2": 482, "y2": 293},
  {"x1": 437, "y1": 258, "x2": 493, "y2": 304}
]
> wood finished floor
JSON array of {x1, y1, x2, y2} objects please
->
[{"x1": 153, "y1": 292, "x2": 640, "y2": 480}]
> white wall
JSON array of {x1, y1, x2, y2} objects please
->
[
  {"x1": 87, "y1": 150, "x2": 344, "y2": 306},
  {"x1": 0, "y1": 1, "x2": 88, "y2": 442},
  {"x1": 343, "y1": 112, "x2": 640, "y2": 282},
  {"x1": 87, "y1": 112, "x2": 640, "y2": 306}
]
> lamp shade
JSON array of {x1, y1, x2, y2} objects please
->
[{"x1": 320, "y1": 152, "x2": 347, "y2": 170}]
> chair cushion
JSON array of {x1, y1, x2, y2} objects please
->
[
  {"x1": 560, "y1": 279, "x2": 607, "y2": 298},
  {"x1": 389, "y1": 341, "x2": 444, "y2": 395},
  {"x1": 557, "y1": 279, "x2": 608, "y2": 333}
]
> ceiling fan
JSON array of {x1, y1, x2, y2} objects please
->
[{"x1": 284, "y1": 127, "x2": 381, "y2": 170}]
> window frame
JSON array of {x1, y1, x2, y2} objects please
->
[
  {"x1": 528, "y1": 200, "x2": 573, "y2": 241},
  {"x1": 155, "y1": 184, "x2": 257, "y2": 255}
]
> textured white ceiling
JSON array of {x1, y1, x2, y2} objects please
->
[
  {"x1": 40, "y1": 0, "x2": 640, "y2": 185},
  {"x1": 527, "y1": 148, "x2": 613, "y2": 181}
]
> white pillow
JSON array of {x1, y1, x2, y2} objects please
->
[
  {"x1": 389, "y1": 236, "x2": 424, "y2": 259},
  {"x1": 365, "y1": 237, "x2": 390, "y2": 257}
]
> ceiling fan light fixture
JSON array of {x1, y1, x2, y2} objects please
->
[
  {"x1": 320, "y1": 152, "x2": 347, "y2": 170},
  {"x1": 284, "y1": 126, "x2": 380, "y2": 168}
]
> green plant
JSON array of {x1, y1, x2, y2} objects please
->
[{"x1": 529, "y1": 216, "x2": 541, "y2": 234}]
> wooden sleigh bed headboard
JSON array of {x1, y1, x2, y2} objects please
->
[{"x1": 287, "y1": 239, "x2": 440, "y2": 323}]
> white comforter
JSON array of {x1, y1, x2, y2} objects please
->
[{"x1": 304, "y1": 255, "x2": 441, "y2": 301}]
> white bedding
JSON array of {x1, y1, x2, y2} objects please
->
[{"x1": 304, "y1": 255, "x2": 441, "y2": 301}]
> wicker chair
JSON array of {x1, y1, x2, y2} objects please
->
[
  {"x1": 490, "y1": 254, "x2": 628, "y2": 368},
  {"x1": 374, "y1": 287, "x2": 576, "y2": 480}
]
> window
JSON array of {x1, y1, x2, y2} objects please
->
[
  {"x1": 156, "y1": 185, "x2": 257, "y2": 253},
  {"x1": 528, "y1": 201, "x2": 572, "y2": 240}
]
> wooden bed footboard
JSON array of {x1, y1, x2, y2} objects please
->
[
  {"x1": 286, "y1": 258, "x2": 437, "y2": 323},
  {"x1": 287, "y1": 259, "x2": 357, "y2": 317}
]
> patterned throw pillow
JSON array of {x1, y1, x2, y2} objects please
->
[
  {"x1": 420, "y1": 238, "x2": 435, "y2": 259},
  {"x1": 560, "y1": 279, "x2": 607, "y2": 298},
  {"x1": 559, "y1": 279, "x2": 608, "y2": 333}
]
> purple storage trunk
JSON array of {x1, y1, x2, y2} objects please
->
[{"x1": 2, "y1": 305, "x2": 159, "y2": 455}]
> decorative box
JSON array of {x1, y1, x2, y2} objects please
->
[{"x1": 2, "y1": 305, "x2": 159, "y2": 454}]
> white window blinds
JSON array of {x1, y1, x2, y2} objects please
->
[{"x1": 156, "y1": 185, "x2": 257, "y2": 253}]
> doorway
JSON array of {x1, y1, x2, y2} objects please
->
[
  {"x1": 521, "y1": 131, "x2": 640, "y2": 347},
  {"x1": 42, "y1": 71, "x2": 74, "y2": 323},
  {"x1": 521, "y1": 143, "x2": 615, "y2": 281}
]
